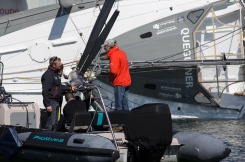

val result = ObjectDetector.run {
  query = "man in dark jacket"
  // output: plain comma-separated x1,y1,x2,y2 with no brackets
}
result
41,56,76,130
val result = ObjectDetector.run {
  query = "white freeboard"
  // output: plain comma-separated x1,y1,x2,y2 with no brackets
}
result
0,103,40,128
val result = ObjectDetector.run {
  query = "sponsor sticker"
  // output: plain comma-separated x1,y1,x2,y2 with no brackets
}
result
33,135,65,143
156,26,177,35
153,19,176,29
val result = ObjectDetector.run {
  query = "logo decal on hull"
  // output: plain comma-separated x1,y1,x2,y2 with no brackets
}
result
156,26,177,35
175,93,182,99
33,135,65,143
185,68,193,88
153,19,176,29
181,28,191,60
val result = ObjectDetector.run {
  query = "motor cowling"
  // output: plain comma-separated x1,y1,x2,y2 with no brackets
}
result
124,103,172,162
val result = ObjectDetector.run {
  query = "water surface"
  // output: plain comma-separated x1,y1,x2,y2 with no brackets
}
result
172,119,245,162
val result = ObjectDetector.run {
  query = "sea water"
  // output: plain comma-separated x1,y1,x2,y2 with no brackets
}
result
172,119,245,162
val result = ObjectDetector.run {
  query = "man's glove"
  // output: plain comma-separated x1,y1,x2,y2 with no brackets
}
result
101,69,110,74
100,56,109,60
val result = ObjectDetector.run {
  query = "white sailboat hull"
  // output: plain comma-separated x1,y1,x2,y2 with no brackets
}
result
0,0,244,119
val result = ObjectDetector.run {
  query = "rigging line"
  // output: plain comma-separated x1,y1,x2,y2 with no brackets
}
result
1,11,93,34
129,38,243,69
131,26,243,67
3,59,78,74
140,32,242,66
0,0,207,32
97,0,102,11
1,52,23,62
67,12,87,45
0,8,114,33
96,0,109,27
116,0,162,7
172,29,243,62
3,77,40,80
0,1,99,31
130,68,191,74
154,27,242,62
0,10,99,48
198,40,207,60
116,0,119,10
126,26,242,64
0,8,60,31
0,3,238,48
4,59,77,72
115,0,208,21
118,0,200,8
65,11,87,68
0,28,82,48
228,22,238,53
130,64,205,74
74,1,103,64
84,2,101,39
35,7,84,68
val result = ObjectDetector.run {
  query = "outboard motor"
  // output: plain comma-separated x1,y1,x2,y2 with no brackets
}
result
124,103,172,162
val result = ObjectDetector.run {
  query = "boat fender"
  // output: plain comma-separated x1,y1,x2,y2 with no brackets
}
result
173,131,231,162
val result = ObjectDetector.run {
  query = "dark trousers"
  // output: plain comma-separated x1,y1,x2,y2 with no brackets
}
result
46,100,61,130
114,86,129,110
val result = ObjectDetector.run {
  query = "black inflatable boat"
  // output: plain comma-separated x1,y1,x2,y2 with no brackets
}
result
0,103,173,162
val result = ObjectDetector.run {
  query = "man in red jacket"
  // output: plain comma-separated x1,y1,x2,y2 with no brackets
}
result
101,39,131,110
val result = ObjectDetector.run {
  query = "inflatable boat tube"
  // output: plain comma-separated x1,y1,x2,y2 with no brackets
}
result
173,131,231,162
0,128,119,162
